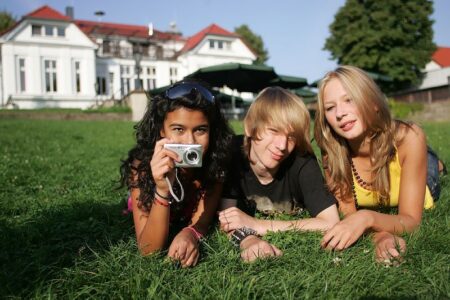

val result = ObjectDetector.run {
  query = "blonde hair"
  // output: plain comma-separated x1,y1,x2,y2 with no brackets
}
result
244,86,313,156
314,65,397,205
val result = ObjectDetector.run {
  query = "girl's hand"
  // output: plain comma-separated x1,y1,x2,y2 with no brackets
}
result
150,138,180,195
167,229,200,268
321,210,372,251
373,231,406,264
218,207,262,235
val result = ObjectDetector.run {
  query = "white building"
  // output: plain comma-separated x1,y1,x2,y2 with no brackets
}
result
394,47,450,103
0,5,256,109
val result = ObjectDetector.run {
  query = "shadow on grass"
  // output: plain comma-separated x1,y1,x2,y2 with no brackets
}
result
0,200,134,297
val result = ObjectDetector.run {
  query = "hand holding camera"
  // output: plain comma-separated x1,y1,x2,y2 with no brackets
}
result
164,144,203,168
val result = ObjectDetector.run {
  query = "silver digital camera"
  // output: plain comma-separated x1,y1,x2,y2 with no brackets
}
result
164,144,203,168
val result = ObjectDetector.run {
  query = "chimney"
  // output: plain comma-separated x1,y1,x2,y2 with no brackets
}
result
66,6,74,19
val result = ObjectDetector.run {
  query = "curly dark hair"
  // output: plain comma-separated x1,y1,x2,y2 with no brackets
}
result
119,82,233,212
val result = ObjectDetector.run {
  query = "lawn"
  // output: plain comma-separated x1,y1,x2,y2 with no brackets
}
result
0,119,448,299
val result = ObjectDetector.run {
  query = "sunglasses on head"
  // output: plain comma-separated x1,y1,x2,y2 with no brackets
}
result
165,82,215,103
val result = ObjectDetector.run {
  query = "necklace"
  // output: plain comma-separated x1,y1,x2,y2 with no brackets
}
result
350,159,373,208
350,159,372,189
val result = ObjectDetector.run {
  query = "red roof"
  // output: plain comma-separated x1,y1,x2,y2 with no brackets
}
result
25,5,71,21
432,47,450,67
180,23,239,53
75,19,185,41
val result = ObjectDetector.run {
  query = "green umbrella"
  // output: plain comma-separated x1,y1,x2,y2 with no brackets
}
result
270,74,308,89
292,88,317,104
185,62,278,93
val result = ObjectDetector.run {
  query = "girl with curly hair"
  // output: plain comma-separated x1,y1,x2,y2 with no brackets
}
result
120,81,233,267
314,65,445,262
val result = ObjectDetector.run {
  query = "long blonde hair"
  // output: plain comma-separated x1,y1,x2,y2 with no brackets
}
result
244,86,313,156
314,65,397,205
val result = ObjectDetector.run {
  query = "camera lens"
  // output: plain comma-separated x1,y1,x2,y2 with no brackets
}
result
185,150,199,164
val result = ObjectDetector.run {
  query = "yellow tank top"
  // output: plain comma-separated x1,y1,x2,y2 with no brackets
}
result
353,151,434,209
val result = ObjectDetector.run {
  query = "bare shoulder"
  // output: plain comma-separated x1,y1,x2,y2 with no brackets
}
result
397,122,426,145
396,122,427,161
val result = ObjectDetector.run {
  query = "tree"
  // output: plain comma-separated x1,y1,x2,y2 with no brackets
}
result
235,24,269,65
0,10,16,33
324,0,436,92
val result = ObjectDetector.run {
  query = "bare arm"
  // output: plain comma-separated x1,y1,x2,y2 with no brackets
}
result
132,138,179,255
359,124,427,234
219,204,339,235
131,187,170,255
189,182,223,234
321,125,427,250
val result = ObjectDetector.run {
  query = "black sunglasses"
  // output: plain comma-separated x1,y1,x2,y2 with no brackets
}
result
165,82,215,103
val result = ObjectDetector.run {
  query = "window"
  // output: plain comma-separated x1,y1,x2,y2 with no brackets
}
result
169,67,178,84
102,40,111,54
120,65,131,95
144,66,157,90
45,25,53,36
32,25,42,36
57,27,65,37
18,58,26,92
74,61,81,93
96,77,107,95
208,39,230,50
44,60,57,92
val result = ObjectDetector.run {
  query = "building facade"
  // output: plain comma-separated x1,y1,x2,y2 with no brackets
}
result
393,47,450,103
0,6,256,109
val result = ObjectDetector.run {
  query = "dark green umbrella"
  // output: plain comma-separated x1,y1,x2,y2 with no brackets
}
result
270,74,308,89
185,62,278,93
292,88,317,104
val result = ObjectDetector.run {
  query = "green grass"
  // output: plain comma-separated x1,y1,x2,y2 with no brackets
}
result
388,99,424,119
0,106,131,114
0,119,449,299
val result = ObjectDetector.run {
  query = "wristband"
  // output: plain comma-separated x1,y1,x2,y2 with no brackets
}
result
230,227,257,248
184,226,203,241
155,189,170,200
154,196,171,206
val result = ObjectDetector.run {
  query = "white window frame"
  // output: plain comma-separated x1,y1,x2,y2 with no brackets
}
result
43,58,58,93
16,56,27,93
73,60,81,93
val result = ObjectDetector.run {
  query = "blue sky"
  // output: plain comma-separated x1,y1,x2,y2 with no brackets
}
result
3,0,450,83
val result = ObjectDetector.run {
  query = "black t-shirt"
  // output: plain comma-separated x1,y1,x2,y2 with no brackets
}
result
222,135,336,217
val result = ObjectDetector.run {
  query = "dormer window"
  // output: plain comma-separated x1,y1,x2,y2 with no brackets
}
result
32,24,65,37
57,27,65,37
209,39,231,50
45,25,53,36
32,25,42,36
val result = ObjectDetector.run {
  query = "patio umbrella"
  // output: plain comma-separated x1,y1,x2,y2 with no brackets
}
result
185,62,278,93
270,74,308,89
292,88,317,104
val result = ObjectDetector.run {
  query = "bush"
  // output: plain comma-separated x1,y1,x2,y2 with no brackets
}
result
388,98,424,119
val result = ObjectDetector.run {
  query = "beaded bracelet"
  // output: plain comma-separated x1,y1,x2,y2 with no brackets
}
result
154,197,170,207
184,226,203,241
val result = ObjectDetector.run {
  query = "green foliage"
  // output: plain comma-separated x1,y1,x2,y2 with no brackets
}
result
0,10,16,32
388,98,424,119
324,0,436,92
0,119,449,298
234,24,269,64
